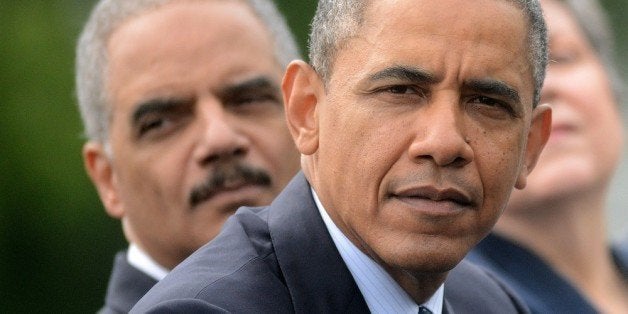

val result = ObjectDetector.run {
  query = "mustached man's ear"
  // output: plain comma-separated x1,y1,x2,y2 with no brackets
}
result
515,104,552,189
83,142,124,218
282,60,324,156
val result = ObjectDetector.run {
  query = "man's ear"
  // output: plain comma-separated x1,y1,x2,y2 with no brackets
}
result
83,142,124,218
282,60,324,155
515,104,552,189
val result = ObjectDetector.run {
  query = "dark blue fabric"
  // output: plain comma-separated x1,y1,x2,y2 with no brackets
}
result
99,251,158,314
132,172,530,313
467,233,628,314
614,235,628,279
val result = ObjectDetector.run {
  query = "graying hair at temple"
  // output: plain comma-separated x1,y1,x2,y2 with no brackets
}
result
75,0,301,143
308,0,549,107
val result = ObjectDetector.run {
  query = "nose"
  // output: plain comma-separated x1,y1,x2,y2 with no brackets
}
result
193,99,250,165
407,99,473,167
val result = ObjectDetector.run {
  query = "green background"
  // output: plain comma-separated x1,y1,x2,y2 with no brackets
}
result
0,1,625,312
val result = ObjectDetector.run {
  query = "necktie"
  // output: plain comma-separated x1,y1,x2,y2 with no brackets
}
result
419,306,433,314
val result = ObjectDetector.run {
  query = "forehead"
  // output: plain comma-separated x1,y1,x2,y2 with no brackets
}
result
330,0,533,103
365,0,524,36
106,0,281,106
542,0,583,42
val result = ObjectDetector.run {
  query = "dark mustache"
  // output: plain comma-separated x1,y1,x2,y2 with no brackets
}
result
189,163,272,208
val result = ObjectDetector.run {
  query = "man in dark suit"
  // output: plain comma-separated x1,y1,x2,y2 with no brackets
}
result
74,0,301,312
132,173,531,313
133,0,553,312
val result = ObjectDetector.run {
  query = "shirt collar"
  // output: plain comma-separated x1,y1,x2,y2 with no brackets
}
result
312,189,444,314
127,243,169,281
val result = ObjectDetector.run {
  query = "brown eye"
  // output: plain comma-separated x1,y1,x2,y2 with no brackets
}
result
470,96,502,107
388,85,411,94
468,96,518,118
138,117,167,136
379,85,427,98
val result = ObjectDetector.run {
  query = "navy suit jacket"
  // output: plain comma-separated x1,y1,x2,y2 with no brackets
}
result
616,234,628,273
99,251,158,314
467,233,628,314
132,172,528,313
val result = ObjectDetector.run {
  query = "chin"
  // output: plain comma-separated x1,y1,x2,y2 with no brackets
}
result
400,253,462,276
382,238,469,274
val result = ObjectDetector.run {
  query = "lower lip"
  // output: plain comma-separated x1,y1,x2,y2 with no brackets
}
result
392,196,469,216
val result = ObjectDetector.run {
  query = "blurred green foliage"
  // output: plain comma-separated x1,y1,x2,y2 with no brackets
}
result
0,0,625,312
1,1,125,312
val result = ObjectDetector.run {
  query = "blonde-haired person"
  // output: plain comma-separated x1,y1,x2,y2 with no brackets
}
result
467,0,628,313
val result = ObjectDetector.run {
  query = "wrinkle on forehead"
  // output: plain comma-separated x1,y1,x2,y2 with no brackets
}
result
363,0,527,52
339,0,533,105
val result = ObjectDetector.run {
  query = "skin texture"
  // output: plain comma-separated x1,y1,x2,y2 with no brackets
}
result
283,0,551,303
504,0,623,212
83,1,300,269
494,0,628,312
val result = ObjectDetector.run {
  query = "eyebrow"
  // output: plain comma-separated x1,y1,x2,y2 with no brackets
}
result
130,76,281,124
367,65,438,85
220,76,281,99
131,97,190,127
464,78,521,105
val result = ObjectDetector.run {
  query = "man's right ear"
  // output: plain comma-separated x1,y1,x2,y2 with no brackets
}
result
83,142,124,219
282,60,324,156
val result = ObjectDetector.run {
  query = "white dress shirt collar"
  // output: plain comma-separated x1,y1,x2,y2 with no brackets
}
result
313,189,444,314
127,243,169,281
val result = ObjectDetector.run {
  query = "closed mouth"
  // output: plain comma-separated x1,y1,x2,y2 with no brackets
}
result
389,185,474,208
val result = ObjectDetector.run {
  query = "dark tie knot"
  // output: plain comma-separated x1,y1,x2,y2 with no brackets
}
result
419,306,433,314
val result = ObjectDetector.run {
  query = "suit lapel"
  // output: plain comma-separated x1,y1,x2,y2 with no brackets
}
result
442,298,454,314
268,172,369,313
102,251,158,313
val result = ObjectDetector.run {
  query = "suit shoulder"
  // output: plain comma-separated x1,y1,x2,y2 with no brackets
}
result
445,260,530,314
131,206,293,313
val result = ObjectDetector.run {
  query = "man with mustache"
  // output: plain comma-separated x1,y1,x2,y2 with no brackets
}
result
132,0,552,312
75,0,301,312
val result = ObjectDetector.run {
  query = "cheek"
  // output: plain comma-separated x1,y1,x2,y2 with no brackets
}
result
247,119,298,165
472,128,524,208
122,160,174,205
566,67,623,158
568,64,617,118
114,140,192,211
315,104,403,225
255,133,300,189
320,107,404,189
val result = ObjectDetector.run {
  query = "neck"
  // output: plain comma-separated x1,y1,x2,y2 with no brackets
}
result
388,267,446,304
